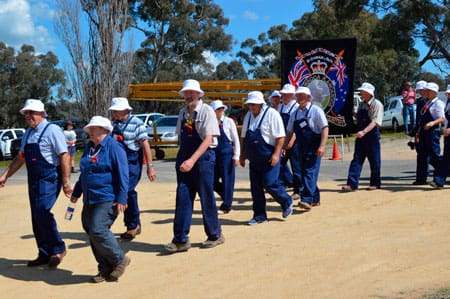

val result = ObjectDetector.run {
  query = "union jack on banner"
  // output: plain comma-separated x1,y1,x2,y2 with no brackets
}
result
329,57,347,88
288,59,310,88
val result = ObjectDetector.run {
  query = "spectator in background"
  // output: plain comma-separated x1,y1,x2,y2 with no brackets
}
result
64,120,77,173
210,100,240,214
165,79,224,253
71,116,130,283
109,97,156,240
413,82,444,185
284,86,328,210
239,91,293,225
402,81,416,135
431,84,450,189
342,82,383,191
0,99,72,268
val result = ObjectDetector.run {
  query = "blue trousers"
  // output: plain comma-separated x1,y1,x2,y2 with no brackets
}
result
249,161,293,221
416,131,441,182
123,156,142,230
82,202,124,274
278,153,294,187
173,151,221,243
347,137,381,189
28,173,66,257
403,105,415,134
214,152,235,211
291,151,321,204
433,137,450,186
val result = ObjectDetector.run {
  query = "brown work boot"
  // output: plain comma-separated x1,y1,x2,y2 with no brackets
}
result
48,251,66,268
108,255,131,281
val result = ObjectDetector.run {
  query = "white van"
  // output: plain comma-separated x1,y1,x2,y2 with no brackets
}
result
0,128,25,160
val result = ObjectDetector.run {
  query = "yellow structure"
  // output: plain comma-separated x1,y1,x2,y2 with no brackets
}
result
128,78,281,107
127,78,282,159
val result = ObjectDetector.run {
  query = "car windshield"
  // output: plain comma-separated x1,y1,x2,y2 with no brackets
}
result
156,117,177,127
135,115,146,122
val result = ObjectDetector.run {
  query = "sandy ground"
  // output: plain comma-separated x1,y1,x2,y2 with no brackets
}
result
1,138,449,299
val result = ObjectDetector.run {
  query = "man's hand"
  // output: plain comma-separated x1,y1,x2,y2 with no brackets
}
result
316,145,325,157
147,166,156,181
269,153,279,167
180,159,194,172
62,184,73,198
114,203,128,213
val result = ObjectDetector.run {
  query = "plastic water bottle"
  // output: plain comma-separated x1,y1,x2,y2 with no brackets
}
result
65,202,76,221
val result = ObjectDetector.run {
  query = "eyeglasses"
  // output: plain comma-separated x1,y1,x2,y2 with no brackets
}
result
23,111,39,116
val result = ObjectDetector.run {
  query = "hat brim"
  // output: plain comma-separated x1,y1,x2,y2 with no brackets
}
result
83,124,113,133
178,88,204,98
357,87,374,96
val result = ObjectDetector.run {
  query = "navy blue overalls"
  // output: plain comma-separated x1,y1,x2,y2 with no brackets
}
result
346,103,381,189
112,116,143,230
173,113,221,243
278,103,295,188
291,106,322,204
433,99,450,186
24,124,66,258
416,100,442,183
214,119,235,212
244,109,292,221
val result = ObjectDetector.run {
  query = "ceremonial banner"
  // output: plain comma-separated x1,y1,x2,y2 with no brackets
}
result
281,38,357,134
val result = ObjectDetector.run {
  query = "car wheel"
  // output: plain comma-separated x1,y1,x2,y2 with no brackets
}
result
155,148,165,160
392,119,399,132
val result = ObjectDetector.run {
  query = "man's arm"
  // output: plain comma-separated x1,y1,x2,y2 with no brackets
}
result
270,136,285,167
179,135,213,173
0,155,25,187
59,152,73,197
317,126,329,157
140,139,156,181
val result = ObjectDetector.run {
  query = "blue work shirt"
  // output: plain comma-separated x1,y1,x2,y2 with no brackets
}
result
72,135,129,205
20,119,68,166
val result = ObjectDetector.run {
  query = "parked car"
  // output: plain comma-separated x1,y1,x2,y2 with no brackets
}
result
381,96,415,131
148,115,178,144
0,128,25,160
134,113,165,133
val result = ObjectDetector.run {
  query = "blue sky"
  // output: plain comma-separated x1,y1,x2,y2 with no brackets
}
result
0,0,443,77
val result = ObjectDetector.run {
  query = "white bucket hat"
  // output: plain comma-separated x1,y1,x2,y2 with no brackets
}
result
245,91,266,105
445,84,450,94
269,90,281,100
425,82,439,93
280,83,295,94
108,97,133,111
295,86,311,96
357,82,375,96
415,80,427,91
179,79,204,97
210,100,227,111
83,116,113,133
20,99,47,116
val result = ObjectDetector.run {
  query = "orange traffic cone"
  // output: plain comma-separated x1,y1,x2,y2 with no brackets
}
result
329,140,342,160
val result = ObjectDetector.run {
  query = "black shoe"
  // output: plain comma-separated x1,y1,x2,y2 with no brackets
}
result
407,141,415,150
27,255,49,267
412,181,427,185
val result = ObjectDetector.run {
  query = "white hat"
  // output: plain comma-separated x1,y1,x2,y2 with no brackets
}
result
425,82,439,93
445,84,450,93
20,99,47,116
295,86,311,96
83,116,113,133
210,100,227,111
108,97,133,111
179,79,204,97
357,82,375,96
280,83,295,94
245,91,266,105
269,90,281,100
415,80,427,90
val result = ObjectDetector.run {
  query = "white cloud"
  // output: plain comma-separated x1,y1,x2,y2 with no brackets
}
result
0,0,55,52
242,10,259,21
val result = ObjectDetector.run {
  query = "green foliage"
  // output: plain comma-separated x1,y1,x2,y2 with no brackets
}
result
0,43,65,128
130,0,232,83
